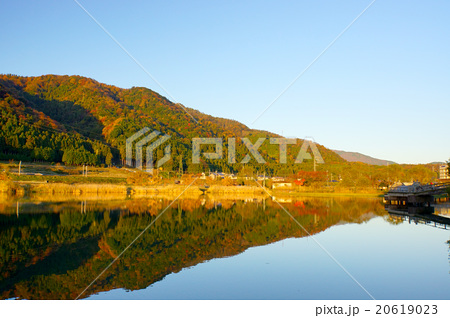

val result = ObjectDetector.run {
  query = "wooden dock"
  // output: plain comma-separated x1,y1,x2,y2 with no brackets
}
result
384,182,449,207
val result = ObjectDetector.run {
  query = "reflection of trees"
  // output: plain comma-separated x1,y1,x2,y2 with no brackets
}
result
385,215,404,225
0,197,385,299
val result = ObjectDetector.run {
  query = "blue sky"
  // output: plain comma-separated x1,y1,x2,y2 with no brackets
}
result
1,0,449,164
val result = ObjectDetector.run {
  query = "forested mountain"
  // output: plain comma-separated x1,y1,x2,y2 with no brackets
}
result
0,74,344,174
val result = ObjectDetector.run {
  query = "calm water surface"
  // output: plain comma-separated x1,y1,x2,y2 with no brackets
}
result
1,195,449,300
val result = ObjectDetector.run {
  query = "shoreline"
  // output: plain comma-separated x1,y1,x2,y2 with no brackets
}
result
277,191,383,198
2,181,383,200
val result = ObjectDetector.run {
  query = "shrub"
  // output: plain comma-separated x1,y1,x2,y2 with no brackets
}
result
126,171,151,185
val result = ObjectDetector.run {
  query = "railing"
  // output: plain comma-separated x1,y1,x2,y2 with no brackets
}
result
388,183,449,195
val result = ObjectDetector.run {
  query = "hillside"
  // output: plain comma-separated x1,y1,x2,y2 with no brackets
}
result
333,150,396,166
0,74,344,174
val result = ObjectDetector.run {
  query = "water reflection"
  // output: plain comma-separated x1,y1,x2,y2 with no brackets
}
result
0,195,384,299
386,203,450,230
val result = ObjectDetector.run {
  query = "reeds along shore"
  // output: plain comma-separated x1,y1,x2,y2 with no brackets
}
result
0,182,267,196
0,181,387,205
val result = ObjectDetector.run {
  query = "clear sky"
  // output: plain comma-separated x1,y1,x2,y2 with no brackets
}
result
1,0,449,164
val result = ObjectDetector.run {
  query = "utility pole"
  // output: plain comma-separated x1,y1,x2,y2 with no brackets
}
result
18,161,21,176
387,161,390,187
263,171,266,188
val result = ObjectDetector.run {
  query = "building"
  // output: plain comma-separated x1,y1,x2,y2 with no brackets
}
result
272,182,293,190
439,164,449,180
209,172,225,180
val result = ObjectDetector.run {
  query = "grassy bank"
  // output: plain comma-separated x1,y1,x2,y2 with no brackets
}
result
13,174,126,184
1,175,383,199
0,162,391,199
11,183,379,201
11,182,266,197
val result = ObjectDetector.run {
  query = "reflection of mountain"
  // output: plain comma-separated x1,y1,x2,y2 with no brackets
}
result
0,197,385,299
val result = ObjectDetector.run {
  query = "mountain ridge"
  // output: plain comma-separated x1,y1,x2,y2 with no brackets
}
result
333,149,396,166
0,74,344,173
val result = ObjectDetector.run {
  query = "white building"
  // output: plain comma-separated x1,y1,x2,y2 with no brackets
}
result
272,182,293,190
439,164,449,180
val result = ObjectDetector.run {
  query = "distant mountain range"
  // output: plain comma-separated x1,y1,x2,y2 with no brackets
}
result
333,150,396,166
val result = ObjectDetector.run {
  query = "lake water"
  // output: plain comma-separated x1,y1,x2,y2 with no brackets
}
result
1,195,449,300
